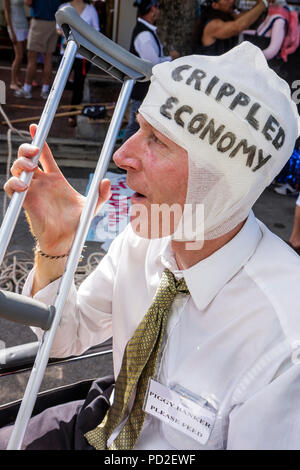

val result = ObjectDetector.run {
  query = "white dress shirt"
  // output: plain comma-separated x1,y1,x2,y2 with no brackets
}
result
133,18,172,65
25,211,300,450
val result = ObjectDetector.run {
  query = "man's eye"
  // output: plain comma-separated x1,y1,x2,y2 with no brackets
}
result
151,133,163,145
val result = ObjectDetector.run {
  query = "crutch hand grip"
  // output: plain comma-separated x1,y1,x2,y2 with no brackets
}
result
0,290,55,331
56,6,153,82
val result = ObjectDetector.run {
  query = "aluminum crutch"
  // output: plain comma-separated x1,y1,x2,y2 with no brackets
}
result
0,5,152,450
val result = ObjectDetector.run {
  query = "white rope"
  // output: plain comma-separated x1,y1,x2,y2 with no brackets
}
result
0,249,106,294
0,104,31,218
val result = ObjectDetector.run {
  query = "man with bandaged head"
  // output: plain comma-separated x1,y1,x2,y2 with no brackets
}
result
1,42,300,450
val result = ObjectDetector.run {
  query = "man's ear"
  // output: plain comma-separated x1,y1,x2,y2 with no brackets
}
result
211,2,219,10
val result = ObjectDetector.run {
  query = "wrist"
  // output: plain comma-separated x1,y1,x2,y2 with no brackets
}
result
33,235,73,259
35,243,69,260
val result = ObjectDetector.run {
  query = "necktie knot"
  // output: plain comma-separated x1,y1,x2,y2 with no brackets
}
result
161,268,190,297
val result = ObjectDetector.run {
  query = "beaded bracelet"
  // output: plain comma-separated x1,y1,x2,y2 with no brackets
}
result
261,0,268,9
35,245,69,260
34,241,86,262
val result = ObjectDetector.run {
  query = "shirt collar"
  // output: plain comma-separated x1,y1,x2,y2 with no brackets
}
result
159,211,262,310
137,17,157,32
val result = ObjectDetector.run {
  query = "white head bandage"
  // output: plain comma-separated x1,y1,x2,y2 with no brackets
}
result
139,41,300,241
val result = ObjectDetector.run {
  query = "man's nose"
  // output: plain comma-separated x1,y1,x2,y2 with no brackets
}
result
113,132,143,171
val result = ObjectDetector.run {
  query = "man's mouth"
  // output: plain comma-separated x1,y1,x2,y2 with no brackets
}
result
130,190,148,204
132,191,146,199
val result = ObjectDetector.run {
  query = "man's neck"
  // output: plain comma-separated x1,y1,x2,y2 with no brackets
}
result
141,12,155,25
171,220,246,270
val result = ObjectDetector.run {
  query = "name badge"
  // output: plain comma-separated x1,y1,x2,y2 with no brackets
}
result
143,379,216,445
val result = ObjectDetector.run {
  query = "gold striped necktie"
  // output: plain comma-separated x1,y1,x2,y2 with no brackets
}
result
85,268,190,450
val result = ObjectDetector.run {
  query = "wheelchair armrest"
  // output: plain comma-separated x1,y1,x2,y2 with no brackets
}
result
0,339,113,376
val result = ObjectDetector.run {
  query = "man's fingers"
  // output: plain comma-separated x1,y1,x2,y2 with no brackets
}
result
29,124,61,174
17,142,39,159
100,179,112,202
96,179,112,212
11,156,39,178
3,177,28,198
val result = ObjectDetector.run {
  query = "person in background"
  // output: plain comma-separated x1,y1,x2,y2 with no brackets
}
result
56,0,100,127
15,0,61,100
192,0,269,55
94,0,106,33
242,0,297,80
4,0,29,91
243,0,300,197
122,0,180,142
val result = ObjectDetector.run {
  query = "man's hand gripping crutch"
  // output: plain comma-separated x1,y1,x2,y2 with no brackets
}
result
4,124,111,295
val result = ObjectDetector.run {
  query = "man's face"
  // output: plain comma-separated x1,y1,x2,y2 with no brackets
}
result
113,115,188,238
151,4,161,22
212,0,235,13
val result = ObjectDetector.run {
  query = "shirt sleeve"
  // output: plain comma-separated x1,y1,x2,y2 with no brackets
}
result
134,31,172,65
89,5,100,32
227,361,300,449
24,231,126,358
262,18,286,61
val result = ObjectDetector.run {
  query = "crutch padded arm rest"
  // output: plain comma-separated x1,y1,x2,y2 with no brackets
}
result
0,290,55,330
56,6,153,82
0,342,39,372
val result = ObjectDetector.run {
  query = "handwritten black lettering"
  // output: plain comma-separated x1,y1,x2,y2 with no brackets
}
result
217,132,236,152
229,139,257,167
160,96,179,120
187,113,208,134
159,97,273,171
186,69,206,90
169,66,286,150
200,119,225,144
245,103,261,130
174,105,193,127
229,92,250,110
205,76,220,96
273,127,285,149
262,115,280,141
215,83,235,102
171,64,192,82
252,149,272,171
